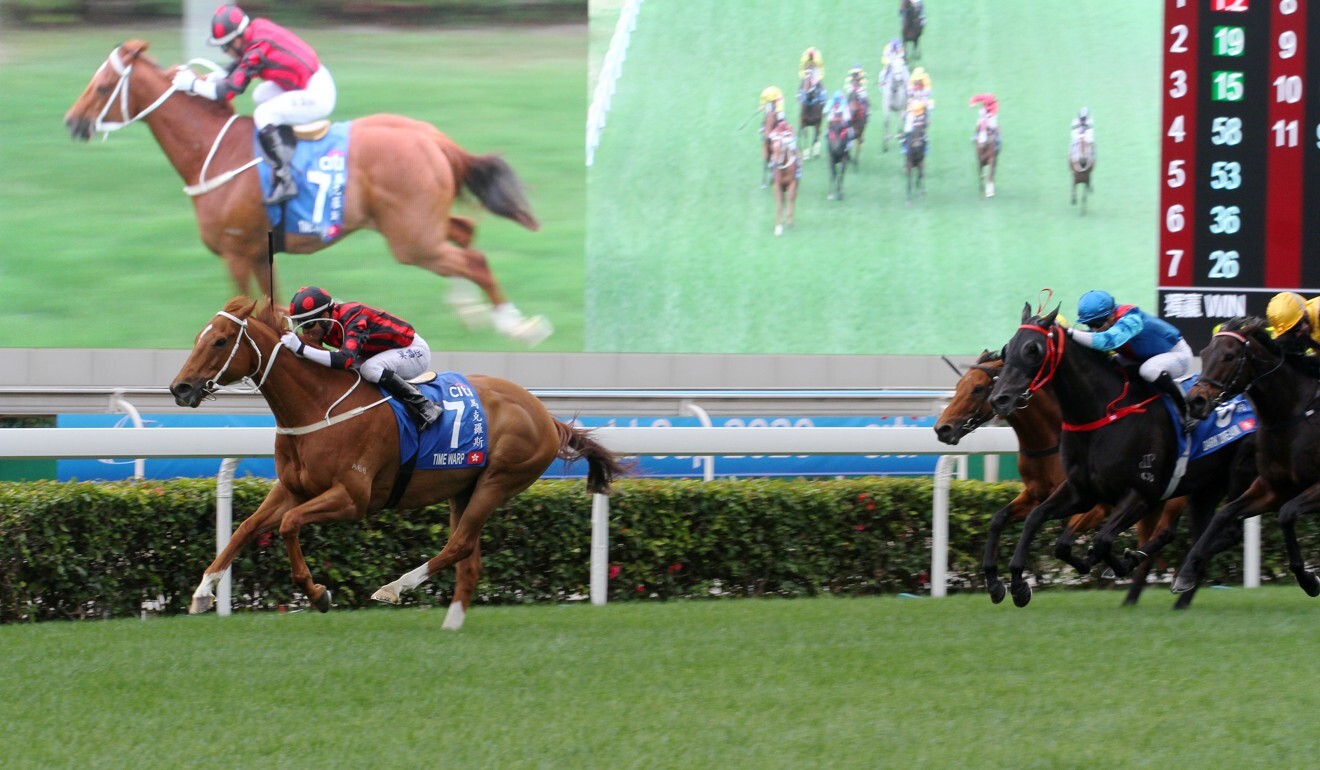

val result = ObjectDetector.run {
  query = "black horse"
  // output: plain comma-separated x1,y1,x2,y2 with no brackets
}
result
905,113,927,204
1176,317,1320,595
901,0,925,60
798,73,827,160
987,305,1257,607
826,113,851,201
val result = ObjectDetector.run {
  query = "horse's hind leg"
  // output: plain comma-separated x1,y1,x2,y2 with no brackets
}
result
1278,485,1320,596
447,215,476,248
189,482,295,614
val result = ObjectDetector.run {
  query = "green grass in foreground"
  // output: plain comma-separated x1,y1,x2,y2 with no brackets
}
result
2,587,1317,768
0,23,585,351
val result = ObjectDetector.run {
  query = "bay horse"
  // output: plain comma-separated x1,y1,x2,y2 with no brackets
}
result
905,112,927,204
901,0,925,61
1176,317,1320,596
1070,135,1095,213
169,297,626,626
934,351,1192,607
826,112,851,201
880,59,909,152
64,40,551,346
769,128,800,236
797,71,826,160
986,305,1257,607
975,120,999,198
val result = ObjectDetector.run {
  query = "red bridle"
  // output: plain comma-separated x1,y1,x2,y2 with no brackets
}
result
1016,323,1158,432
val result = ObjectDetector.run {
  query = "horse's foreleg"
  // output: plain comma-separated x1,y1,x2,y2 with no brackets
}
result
190,481,295,614
1172,478,1277,593
1007,482,1090,607
1278,484,1320,597
1090,491,1156,579
1053,505,1109,575
982,496,1032,604
278,484,365,613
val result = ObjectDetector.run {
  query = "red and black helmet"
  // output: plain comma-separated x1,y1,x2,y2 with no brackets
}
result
289,286,333,322
207,4,251,47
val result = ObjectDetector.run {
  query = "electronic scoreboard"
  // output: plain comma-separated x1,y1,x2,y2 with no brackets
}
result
1159,0,1319,347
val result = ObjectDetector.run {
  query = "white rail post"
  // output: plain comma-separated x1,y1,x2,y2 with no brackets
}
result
215,458,239,616
590,492,611,605
108,390,146,480
679,399,715,481
931,455,956,597
1243,515,1260,588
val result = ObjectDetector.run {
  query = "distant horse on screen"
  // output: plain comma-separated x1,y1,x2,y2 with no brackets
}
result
769,128,800,235
1070,135,1096,213
798,71,826,160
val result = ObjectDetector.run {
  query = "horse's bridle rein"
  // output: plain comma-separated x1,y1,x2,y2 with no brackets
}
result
201,311,280,398
1008,323,1066,406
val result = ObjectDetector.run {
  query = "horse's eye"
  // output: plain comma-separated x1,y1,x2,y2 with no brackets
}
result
95,84,113,95
213,337,227,349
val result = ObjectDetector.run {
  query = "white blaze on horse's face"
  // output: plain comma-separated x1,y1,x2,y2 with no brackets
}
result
197,322,216,346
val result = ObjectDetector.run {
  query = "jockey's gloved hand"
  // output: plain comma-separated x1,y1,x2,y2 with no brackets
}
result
280,332,306,356
172,68,197,94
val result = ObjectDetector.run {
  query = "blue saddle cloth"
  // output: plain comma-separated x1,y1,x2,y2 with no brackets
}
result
254,121,351,242
385,372,489,471
1163,374,1257,461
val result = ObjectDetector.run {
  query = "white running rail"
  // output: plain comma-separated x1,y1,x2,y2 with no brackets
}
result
587,0,644,166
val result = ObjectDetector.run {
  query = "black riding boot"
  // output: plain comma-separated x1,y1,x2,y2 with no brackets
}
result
379,369,441,429
1154,371,1197,434
257,124,298,205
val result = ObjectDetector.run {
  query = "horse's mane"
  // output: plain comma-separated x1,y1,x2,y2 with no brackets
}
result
222,295,282,330
975,348,1003,365
125,39,237,120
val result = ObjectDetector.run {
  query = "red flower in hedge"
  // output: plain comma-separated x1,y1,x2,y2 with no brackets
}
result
257,532,273,548
608,565,621,579
635,585,646,593
855,524,866,531
668,563,682,573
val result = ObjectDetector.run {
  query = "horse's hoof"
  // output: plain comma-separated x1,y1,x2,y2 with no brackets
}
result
1101,568,1117,580
1170,574,1197,594
311,585,332,613
189,594,214,615
774,225,783,237
987,580,1006,605
1011,582,1032,608
371,586,401,605
450,301,494,331
827,193,835,201
507,315,553,348
1299,572,1320,597
986,182,996,197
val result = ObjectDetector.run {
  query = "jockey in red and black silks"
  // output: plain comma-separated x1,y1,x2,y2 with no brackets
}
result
173,4,336,205
282,286,441,428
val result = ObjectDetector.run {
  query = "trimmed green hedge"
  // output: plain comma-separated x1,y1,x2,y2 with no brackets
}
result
0,477,1310,622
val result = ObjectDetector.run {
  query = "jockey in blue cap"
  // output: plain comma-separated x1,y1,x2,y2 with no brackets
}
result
1067,290,1198,433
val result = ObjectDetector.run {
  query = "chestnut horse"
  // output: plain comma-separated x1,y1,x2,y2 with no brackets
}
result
1176,317,1320,596
64,41,550,346
769,129,800,236
987,306,1258,607
935,351,1192,607
1070,135,1095,213
169,297,626,626
975,120,999,198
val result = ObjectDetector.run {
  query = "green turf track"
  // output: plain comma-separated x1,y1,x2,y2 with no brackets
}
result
587,0,1162,355
2,588,1318,768
0,23,585,351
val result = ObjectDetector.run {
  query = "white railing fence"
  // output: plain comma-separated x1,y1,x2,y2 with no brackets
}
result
0,426,1260,614
587,0,644,166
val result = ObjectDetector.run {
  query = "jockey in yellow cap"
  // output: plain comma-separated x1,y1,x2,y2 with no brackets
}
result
908,67,932,105
1266,291,1320,353
760,85,785,116
799,47,825,88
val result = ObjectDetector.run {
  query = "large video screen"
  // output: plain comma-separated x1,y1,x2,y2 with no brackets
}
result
1,17,585,352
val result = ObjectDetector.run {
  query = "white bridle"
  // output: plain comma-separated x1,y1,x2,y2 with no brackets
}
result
91,48,258,196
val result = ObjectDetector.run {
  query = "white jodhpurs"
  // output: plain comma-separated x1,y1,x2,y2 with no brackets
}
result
357,333,432,384
1138,338,1193,383
252,66,336,129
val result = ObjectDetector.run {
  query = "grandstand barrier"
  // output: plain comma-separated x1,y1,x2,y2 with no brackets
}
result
0,426,1261,613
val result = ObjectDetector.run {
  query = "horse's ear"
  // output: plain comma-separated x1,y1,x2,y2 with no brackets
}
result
1042,303,1060,326
1020,302,1032,323
121,40,149,61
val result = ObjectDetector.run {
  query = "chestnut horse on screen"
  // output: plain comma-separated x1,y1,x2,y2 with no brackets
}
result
169,297,626,627
64,40,550,345
769,128,800,235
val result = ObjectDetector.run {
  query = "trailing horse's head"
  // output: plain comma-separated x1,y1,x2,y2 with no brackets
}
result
934,349,1003,445
989,303,1062,417
1186,315,1276,418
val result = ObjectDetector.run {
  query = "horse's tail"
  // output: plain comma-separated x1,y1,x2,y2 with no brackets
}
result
553,420,632,495
440,142,541,232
